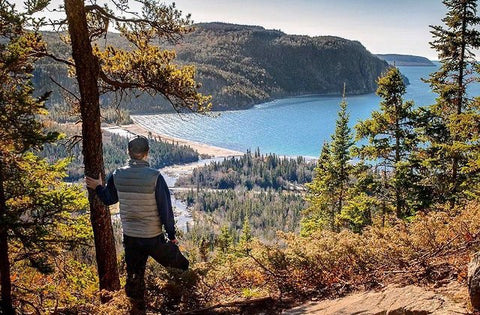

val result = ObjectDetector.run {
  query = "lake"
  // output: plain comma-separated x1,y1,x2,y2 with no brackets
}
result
132,63,479,158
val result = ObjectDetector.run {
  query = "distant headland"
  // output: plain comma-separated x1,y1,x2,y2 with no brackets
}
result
376,54,435,66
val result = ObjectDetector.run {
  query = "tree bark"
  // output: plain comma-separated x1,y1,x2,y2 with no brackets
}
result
450,1,468,208
64,0,120,294
394,95,402,218
0,158,14,314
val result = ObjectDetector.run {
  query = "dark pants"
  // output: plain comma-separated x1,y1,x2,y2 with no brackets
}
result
123,233,168,310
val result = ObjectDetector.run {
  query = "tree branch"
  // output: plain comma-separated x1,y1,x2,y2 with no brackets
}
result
84,4,151,25
84,3,189,42
49,76,80,101
98,69,140,90
98,69,183,111
36,52,75,67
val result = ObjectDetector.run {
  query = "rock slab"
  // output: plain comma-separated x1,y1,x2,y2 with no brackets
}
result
468,251,480,311
285,285,467,315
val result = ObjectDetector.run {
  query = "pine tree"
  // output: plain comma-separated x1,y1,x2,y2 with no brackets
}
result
355,67,418,218
0,2,90,312
304,142,336,233
304,89,354,232
330,91,355,228
0,2,58,312
238,214,252,254
217,225,233,254
6,154,91,310
26,0,211,294
336,156,381,232
421,0,480,207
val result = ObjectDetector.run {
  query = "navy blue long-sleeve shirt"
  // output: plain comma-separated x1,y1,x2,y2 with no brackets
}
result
95,174,176,240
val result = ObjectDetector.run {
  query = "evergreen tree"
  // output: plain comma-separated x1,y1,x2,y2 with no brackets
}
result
304,143,336,232
421,0,480,206
337,160,379,232
355,67,417,218
0,2,57,312
330,91,355,227
217,226,233,254
6,154,91,311
0,2,88,312
239,213,252,254
26,0,211,294
304,90,354,232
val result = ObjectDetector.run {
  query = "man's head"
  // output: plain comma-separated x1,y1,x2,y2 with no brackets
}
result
128,136,149,160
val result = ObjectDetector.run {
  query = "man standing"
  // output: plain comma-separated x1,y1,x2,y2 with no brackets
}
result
85,136,187,310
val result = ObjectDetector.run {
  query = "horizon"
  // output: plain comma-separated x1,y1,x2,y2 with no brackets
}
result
11,0,465,60
35,20,442,61
190,21,443,61
172,0,449,60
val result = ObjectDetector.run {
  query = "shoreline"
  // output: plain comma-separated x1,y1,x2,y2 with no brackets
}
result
102,121,318,161
103,123,244,158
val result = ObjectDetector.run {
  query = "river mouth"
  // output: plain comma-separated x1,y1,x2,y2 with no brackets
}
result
160,157,229,232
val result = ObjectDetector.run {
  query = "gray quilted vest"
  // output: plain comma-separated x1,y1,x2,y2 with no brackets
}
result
113,159,162,238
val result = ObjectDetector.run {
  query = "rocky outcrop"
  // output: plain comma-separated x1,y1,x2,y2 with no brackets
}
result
285,285,467,315
468,251,480,311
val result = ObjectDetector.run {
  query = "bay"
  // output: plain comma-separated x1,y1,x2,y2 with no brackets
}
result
132,63,479,158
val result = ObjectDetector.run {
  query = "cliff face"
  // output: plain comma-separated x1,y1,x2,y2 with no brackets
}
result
35,23,389,112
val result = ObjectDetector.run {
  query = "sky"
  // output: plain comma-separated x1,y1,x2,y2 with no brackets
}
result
172,0,447,60
11,0,451,60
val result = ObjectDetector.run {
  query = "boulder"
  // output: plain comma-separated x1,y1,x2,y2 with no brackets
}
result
468,251,480,311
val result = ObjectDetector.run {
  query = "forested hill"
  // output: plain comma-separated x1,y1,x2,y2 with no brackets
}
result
35,22,389,112
173,23,389,110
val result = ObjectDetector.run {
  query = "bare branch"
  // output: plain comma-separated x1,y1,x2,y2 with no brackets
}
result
85,4,151,25
48,76,80,101
36,52,74,67
84,3,190,43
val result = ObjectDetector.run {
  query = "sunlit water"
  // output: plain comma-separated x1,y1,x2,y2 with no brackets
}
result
131,64,480,158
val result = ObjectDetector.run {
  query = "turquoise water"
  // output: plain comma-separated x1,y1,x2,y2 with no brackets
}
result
132,64,479,157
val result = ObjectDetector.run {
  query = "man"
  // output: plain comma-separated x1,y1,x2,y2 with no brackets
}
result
85,135,187,310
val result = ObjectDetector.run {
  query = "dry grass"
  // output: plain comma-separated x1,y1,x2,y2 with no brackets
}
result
13,202,480,314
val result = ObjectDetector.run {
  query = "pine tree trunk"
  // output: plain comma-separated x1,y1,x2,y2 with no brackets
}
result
337,184,343,233
450,1,468,208
382,164,388,225
394,96,402,218
0,159,14,314
64,0,120,294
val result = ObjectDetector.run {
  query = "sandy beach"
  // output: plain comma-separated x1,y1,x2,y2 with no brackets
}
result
105,123,244,158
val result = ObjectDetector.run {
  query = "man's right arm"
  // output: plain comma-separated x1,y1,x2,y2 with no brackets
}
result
94,174,119,206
